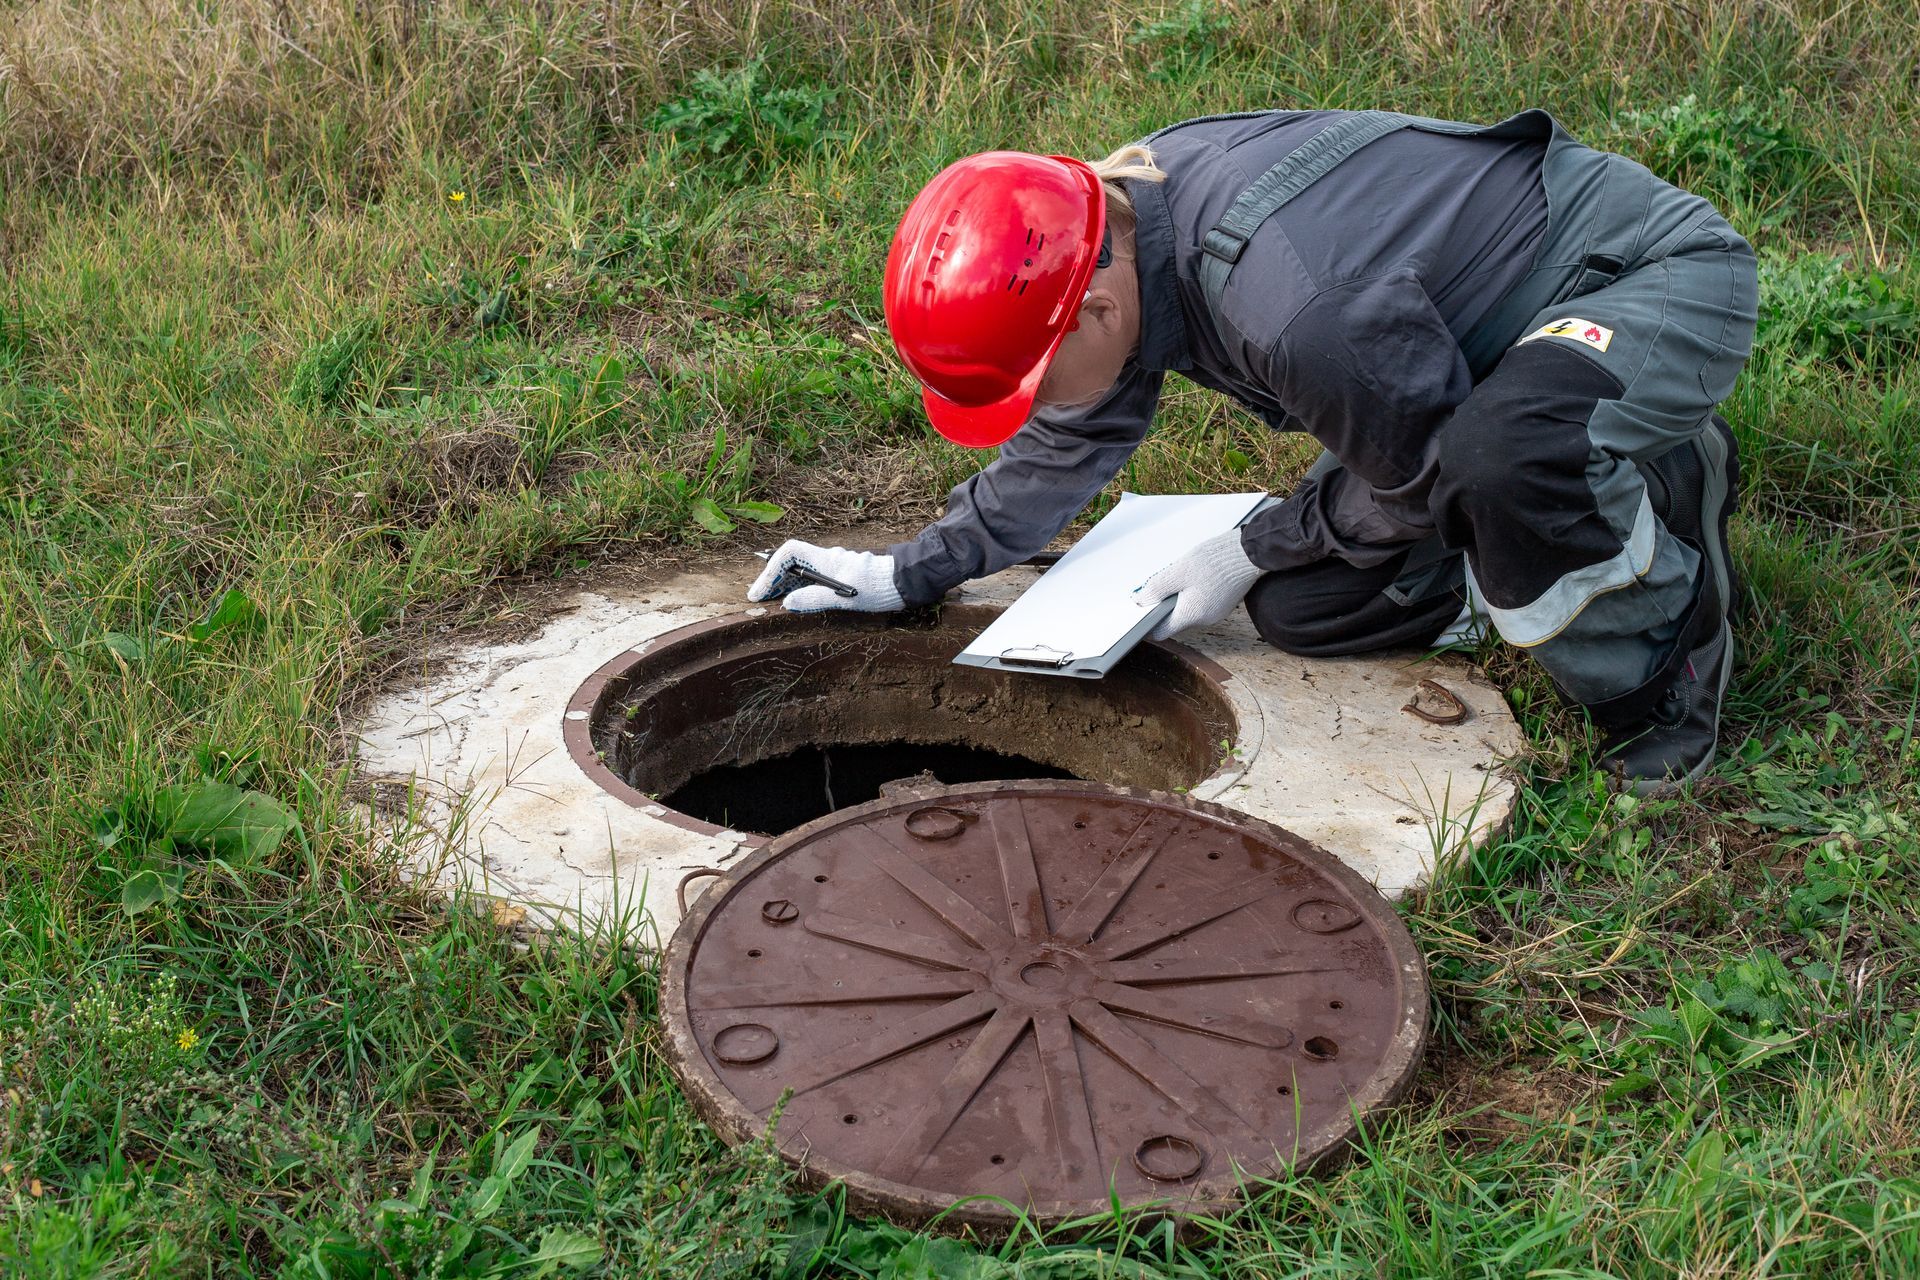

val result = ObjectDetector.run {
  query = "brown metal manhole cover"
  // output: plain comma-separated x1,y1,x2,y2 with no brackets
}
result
663,781,1428,1229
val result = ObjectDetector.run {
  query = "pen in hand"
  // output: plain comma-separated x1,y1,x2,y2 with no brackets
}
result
753,549,860,599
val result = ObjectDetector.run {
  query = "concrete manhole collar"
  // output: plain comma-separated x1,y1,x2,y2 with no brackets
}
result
354,560,1522,937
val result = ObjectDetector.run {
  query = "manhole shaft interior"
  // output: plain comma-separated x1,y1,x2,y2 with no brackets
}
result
663,781,1428,1227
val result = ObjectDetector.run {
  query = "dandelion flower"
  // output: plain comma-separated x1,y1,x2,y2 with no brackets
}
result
449,191,467,203
176,1028,199,1052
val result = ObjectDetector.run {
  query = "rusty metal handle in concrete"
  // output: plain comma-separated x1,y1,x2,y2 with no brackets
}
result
1402,679,1469,726
676,866,729,914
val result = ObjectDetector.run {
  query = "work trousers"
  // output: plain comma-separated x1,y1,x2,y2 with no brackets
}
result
1247,207,1758,721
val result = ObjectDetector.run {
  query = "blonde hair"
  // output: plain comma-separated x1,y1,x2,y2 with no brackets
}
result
1087,142,1165,218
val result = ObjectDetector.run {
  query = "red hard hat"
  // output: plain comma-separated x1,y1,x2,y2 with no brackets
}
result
883,151,1106,448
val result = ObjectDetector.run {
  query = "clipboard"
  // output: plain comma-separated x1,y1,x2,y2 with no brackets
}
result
954,492,1267,679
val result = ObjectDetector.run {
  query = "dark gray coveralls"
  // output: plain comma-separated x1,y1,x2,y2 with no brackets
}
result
887,110,1759,725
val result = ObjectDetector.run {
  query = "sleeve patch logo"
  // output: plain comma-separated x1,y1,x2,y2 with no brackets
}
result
1518,317,1614,353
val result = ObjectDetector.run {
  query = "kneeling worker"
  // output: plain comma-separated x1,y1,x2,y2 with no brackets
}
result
749,108,1758,794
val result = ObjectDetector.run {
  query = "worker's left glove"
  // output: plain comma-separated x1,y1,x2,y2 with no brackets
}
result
747,539,905,614
1138,529,1264,640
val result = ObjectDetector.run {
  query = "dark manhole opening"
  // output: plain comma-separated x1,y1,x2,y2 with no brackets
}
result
576,606,1237,837
662,741,1076,834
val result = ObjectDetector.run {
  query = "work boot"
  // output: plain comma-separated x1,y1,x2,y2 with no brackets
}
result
1598,417,1742,793
1598,618,1733,794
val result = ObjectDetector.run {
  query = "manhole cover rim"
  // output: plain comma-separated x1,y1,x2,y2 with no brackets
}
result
564,606,1252,841
661,778,1429,1228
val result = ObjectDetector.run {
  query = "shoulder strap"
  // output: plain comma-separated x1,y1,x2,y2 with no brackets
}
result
1196,110,1420,314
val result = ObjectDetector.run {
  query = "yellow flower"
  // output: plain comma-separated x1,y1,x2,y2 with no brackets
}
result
448,191,466,203
176,1028,199,1052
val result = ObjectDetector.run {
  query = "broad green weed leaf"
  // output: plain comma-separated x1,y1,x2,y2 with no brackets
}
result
780,1200,835,1279
408,1156,436,1210
466,1127,539,1218
528,1228,602,1271
442,1221,474,1265
188,589,262,643
476,285,513,328
838,1225,916,1270
159,780,299,864
917,1238,1006,1279
587,353,626,403
690,497,736,533
1603,1070,1658,1101
1663,1130,1726,1210
99,632,146,662
468,1174,509,1221
121,868,172,916
92,805,127,851
725,500,785,524
866,1236,1008,1280
496,1126,540,1182
1676,997,1717,1048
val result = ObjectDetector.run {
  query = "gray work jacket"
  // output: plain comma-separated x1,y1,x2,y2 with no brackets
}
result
888,109,1557,606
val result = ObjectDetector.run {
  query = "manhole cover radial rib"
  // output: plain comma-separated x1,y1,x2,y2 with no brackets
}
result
662,780,1427,1230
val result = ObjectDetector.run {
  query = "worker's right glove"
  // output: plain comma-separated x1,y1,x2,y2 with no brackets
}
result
747,539,906,614
1137,528,1264,640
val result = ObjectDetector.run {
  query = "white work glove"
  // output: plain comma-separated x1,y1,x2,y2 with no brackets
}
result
1137,528,1264,640
747,539,905,614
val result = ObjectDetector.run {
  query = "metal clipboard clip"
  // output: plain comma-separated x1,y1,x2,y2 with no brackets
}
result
997,645,1074,670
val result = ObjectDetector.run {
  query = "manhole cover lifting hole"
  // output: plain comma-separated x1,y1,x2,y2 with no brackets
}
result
662,780,1429,1230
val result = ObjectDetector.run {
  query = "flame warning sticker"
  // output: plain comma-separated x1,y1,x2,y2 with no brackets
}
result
1519,317,1615,353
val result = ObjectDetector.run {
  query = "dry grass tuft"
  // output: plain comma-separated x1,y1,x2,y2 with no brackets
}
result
1,0,673,186
377,409,533,527
7,0,1913,193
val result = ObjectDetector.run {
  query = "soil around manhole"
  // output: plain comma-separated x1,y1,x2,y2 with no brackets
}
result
570,606,1237,838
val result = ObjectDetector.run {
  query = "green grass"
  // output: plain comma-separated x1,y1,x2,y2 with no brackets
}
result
3,0,1918,1274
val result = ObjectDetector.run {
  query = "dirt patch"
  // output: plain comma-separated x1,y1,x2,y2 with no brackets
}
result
1414,1050,1596,1150
382,409,533,528
755,440,954,534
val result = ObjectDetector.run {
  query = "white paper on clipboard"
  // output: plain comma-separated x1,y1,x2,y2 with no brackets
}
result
954,491,1267,679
